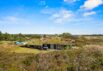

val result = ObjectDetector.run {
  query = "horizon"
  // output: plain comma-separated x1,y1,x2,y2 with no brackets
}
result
0,0,103,35
1,31,103,35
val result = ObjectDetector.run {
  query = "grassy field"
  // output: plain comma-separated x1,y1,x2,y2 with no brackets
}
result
0,41,54,54
11,47,46,54
0,40,103,71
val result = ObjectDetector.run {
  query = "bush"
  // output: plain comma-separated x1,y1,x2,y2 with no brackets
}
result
0,45,103,71
23,47,103,71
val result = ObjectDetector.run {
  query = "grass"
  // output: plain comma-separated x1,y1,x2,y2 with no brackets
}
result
0,40,103,71
11,46,48,54
0,41,55,54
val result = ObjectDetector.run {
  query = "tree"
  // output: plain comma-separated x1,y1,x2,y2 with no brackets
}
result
0,31,3,40
17,33,25,42
60,32,72,38
3,32,10,40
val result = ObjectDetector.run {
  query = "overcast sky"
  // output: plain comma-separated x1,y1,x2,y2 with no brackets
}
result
0,0,103,34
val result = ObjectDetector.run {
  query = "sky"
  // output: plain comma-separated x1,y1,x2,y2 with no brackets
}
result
0,0,103,34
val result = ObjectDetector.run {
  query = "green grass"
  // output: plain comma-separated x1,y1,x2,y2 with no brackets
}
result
11,46,48,54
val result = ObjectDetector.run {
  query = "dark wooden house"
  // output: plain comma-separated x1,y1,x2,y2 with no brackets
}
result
26,36,75,50
41,36,69,50
42,44,68,50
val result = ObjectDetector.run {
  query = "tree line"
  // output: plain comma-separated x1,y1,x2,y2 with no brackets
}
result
0,31,73,41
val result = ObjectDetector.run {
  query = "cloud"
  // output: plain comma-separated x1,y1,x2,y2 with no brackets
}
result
50,9,74,24
4,16,18,22
64,0,80,3
39,0,46,6
0,16,18,24
0,16,30,25
83,11,96,17
41,6,98,24
41,8,74,24
81,0,103,10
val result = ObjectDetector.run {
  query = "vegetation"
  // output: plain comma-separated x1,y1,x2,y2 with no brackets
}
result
0,31,103,71
0,45,103,71
0,31,41,42
23,47,103,71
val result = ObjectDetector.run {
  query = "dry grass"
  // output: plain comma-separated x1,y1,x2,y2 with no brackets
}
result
11,47,48,54
0,41,53,54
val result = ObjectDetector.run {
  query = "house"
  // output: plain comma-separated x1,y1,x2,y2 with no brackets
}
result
42,43,67,50
23,36,75,50
41,36,70,50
